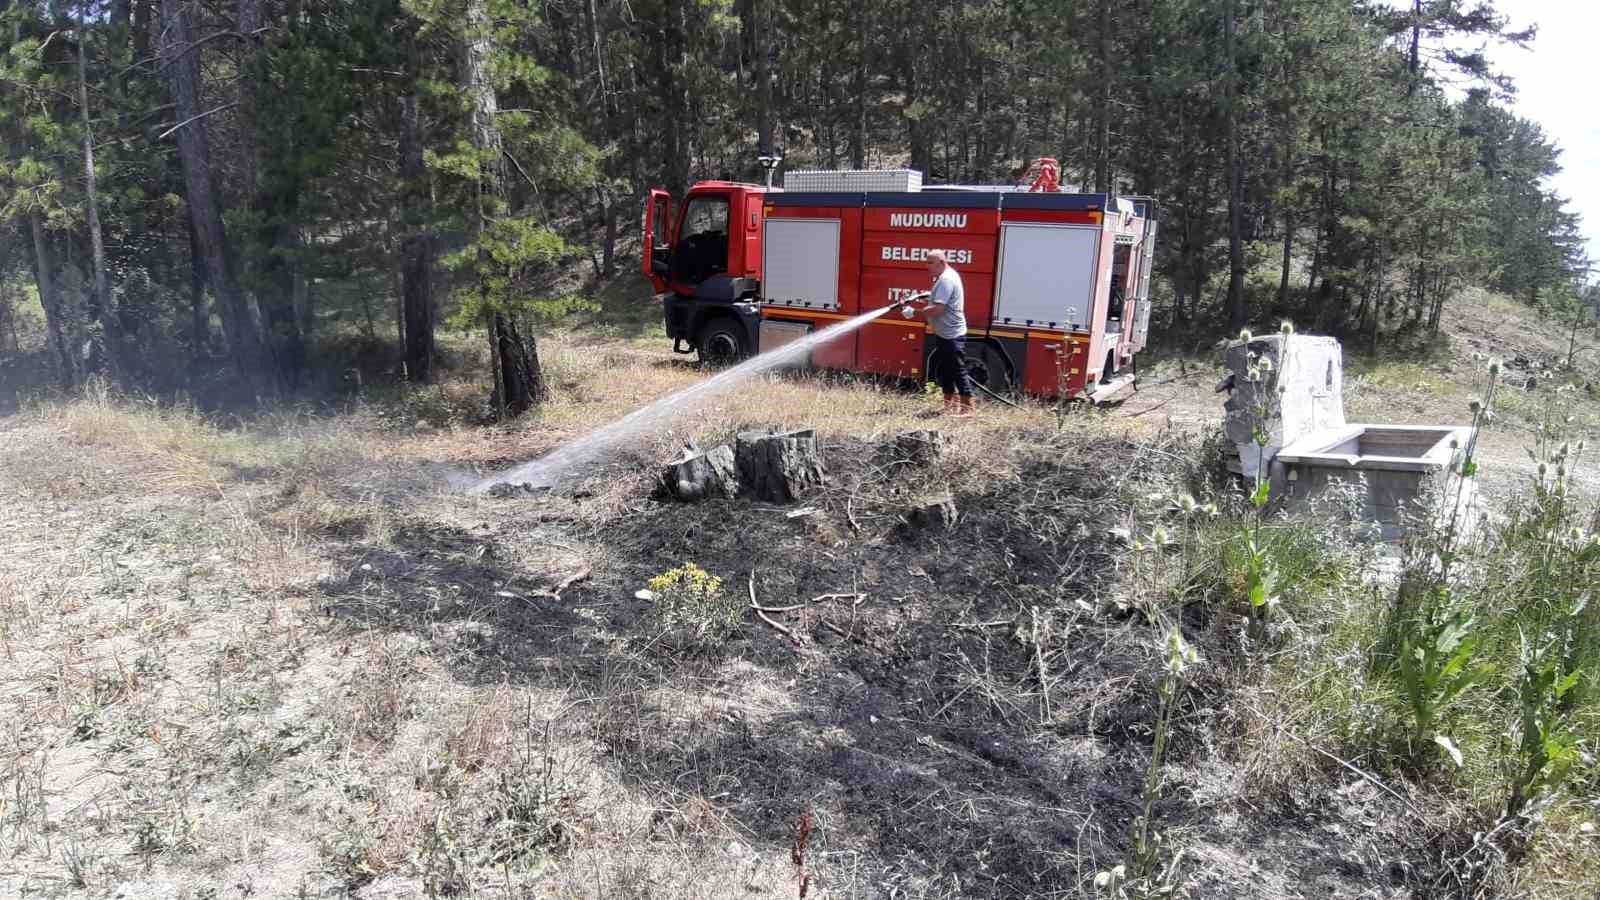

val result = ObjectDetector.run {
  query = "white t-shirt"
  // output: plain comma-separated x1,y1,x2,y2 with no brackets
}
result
930,267,967,339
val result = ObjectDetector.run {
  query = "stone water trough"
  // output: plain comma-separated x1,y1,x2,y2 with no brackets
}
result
1223,334,1474,540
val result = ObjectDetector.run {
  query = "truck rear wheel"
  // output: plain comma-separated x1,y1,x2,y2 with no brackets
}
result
969,343,1014,393
696,318,749,366
925,341,1013,394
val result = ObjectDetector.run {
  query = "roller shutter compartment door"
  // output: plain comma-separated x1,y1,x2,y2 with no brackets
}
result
992,224,1101,331
762,218,842,311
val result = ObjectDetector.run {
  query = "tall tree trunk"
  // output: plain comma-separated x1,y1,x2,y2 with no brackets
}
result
1566,303,1586,369
594,184,617,279
1308,151,1332,297
359,283,377,337
1277,216,1294,308
293,227,312,339
1366,244,1386,352
187,216,209,352
29,211,79,388
1407,0,1422,95
586,0,609,103
160,0,274,397
583,0,619,274
1275,49,1297,310
132,0,150,61
77,4,119,375
659,0,691,191
752,0,772,158
239,0,306,388
399,91,435,382
1076,113,1092,190
1223,0,1247,329
1094,0,1112,193
1276,147,1294,308
2,292,17,355
464,0,544,417
394,240,405,352
851,0,867,169
237,0,262,196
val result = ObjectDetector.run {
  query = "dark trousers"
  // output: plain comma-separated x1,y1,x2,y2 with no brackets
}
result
932,336,973,397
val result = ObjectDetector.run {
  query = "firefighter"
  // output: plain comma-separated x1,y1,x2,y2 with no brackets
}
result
899,249,974,417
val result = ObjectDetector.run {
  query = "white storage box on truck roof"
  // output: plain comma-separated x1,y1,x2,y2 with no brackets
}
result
783,169,922,192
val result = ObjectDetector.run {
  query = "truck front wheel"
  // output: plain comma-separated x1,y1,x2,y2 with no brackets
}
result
696,318,749,366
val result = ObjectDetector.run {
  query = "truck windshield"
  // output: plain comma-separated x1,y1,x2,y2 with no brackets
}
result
671,196,729,284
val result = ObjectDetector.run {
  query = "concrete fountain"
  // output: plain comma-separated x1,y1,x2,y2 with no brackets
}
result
1222,333,1476,541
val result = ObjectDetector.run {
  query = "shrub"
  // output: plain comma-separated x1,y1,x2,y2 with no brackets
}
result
646,563,741,648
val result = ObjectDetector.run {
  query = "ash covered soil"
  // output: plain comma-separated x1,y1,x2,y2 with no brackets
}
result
0,409,1452,899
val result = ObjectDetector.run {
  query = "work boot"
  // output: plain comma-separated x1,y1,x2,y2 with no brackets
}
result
941,392,958,416
953,395,976,418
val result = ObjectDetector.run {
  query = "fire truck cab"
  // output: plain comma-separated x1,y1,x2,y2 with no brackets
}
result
643,182,771,363
643,165,1157,400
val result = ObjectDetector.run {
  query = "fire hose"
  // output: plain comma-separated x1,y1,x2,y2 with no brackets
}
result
973,380,1021,409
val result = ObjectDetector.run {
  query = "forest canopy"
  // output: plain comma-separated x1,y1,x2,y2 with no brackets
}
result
0,0,1590,409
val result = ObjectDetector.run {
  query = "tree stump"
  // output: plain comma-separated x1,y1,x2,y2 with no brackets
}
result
735,428,826,503
661,444,738,502
901,494,959,532
892,430,945,466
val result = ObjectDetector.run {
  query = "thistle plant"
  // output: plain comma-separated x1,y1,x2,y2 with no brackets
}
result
1520,387,1586,542
1129,521,1179,624
1097,627,1198,899
1440,358,1499,560
1231,324,1290,639
1383,359,1501,767
1500,387,1599,690
1394,591,1493,764
1506,631,1584,818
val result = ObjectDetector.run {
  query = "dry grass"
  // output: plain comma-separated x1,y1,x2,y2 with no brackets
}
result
0,344,1155,898
3,316,1598,898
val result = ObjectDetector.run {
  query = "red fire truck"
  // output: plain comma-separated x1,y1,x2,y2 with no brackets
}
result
641,163,1157,400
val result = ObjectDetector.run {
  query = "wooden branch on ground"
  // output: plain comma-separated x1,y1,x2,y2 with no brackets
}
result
1033,606,1051,724
819,618,851,640
749,570,799,644
750,593,866,615
1120,398,1175,418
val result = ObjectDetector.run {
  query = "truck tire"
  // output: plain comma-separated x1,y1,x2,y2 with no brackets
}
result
696,317,749,366
970,342,1014,393
925,341,1013,394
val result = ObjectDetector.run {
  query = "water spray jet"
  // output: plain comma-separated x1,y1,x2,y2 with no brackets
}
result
471,305,897,494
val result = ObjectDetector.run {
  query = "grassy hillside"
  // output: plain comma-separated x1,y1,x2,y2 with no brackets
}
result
0,294,1597,899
